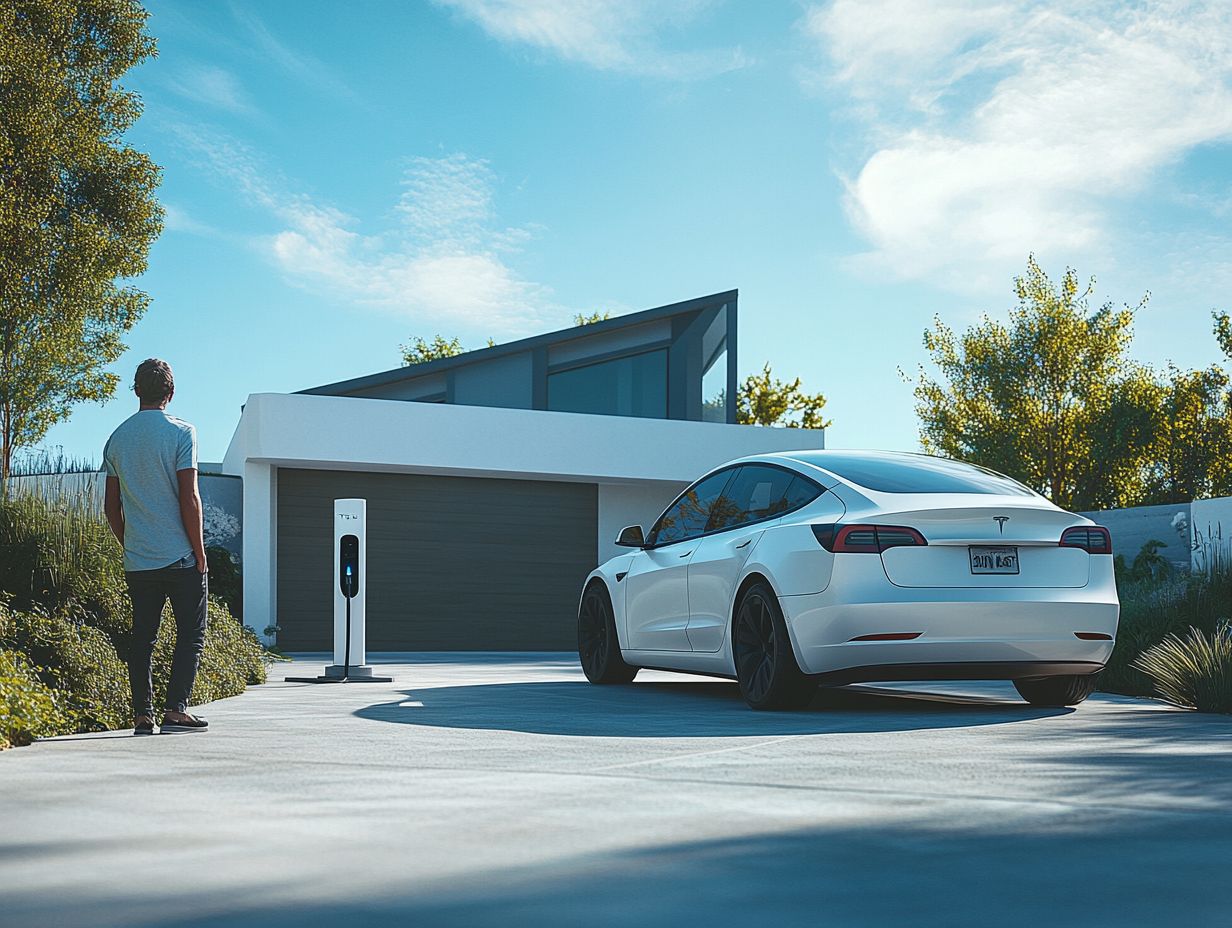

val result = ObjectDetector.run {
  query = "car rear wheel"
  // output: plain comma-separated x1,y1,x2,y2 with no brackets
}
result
1013,673,1099,707
578,582,638,684
733,581,815,710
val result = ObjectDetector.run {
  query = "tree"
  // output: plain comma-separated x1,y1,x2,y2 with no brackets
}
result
0,0,162,488
574,311,611,326
737,363,830,429
905,256,1157,510
1214,310,1232,361
1146,364,1232,502
399,335,465,366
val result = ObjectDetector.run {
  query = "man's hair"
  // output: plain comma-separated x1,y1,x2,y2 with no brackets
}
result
133,359,174,404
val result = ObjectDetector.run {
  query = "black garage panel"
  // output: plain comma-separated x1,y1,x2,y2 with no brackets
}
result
276,468,598,650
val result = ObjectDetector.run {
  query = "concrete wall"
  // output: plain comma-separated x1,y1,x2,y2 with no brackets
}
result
1190,496,1232,574
597,482,687,564
1079,502,1191,572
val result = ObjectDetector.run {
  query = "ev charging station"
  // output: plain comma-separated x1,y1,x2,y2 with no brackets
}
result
286,498,391,684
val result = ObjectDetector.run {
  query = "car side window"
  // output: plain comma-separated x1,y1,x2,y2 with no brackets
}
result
650,468,736,546
707,466,822,532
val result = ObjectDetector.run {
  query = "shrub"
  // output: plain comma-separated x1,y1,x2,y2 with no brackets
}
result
205,545,243,620
0,649,64,748
1,599,131,732
1099,569,1230,696
0,491,130,639
1133,623,1232,713
151,599,268,706
0,493,269,742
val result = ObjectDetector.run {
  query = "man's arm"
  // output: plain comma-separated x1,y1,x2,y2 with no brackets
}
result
177,468,208,574
104,476,124,546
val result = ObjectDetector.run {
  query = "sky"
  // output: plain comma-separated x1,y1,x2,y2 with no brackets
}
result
37,0,1232,464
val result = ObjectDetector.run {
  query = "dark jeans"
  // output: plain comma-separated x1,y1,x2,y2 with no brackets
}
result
125,559,208,717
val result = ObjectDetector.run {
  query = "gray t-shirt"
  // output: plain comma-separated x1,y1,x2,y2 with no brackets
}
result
103,410,198,572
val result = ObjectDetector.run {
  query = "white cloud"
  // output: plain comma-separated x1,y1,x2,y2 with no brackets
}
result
806,1,1232,287
435,0,749,78
226,2,361,104
164,65,255,114
175,130,551,332
162,204,218,237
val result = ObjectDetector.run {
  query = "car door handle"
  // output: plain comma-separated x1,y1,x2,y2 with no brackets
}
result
679,550,693,558
735,539,752,549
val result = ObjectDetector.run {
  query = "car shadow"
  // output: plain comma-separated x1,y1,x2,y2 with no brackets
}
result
354,678,1071,737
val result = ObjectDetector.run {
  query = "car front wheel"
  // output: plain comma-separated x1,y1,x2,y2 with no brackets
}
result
578,582,638,684
733,581,815,710
1013,674,1099,707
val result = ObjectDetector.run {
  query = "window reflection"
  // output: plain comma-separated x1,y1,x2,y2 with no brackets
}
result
547,350,668,418
651,469,735,545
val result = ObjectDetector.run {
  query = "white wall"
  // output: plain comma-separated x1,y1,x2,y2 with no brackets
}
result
224,392,827,640
1190,496,1232,574
597,482,686,563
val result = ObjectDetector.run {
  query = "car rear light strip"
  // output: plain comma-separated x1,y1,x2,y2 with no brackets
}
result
812,524,928,553
1059,526,1113,554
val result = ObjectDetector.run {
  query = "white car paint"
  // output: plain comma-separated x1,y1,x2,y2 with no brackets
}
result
583,450,1120,684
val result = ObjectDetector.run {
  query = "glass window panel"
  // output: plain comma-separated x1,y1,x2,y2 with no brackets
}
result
791,451,1037,496
701,336,727,423
651,468,736,546
708,465,805,532
547,349,667,419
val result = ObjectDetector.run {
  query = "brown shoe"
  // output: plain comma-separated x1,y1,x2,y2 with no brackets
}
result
160,712,208,732
134,716,157,736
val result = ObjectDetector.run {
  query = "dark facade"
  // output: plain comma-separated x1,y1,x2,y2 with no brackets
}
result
301,290,739,424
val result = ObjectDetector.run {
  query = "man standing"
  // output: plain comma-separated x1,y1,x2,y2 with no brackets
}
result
103,359,210,736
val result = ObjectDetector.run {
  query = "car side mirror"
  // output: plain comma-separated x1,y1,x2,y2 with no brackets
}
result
615,525,645,548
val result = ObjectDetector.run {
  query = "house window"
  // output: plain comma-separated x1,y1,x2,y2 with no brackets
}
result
547,349,668,418
701,337,727,423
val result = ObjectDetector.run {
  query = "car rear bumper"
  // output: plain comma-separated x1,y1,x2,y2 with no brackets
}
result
810,660,1106,686
780,593,1119,677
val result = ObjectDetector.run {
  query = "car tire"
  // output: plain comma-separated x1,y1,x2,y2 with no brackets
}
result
733,581,815,710
578,582,638,684
1013,673,1099,707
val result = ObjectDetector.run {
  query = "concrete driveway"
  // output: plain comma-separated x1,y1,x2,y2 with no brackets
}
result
1,654,1229,927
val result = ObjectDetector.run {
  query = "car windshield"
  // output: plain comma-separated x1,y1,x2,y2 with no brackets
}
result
789,451,1037,496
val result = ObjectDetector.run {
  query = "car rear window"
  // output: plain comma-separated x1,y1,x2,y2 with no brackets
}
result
790,451,1037,496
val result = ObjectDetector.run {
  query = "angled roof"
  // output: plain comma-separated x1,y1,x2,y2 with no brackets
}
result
298,289,737,396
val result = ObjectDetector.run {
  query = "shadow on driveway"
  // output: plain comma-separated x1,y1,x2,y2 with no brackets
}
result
354,678,1072,737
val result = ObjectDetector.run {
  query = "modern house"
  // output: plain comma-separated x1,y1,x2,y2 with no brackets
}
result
223,290,826,650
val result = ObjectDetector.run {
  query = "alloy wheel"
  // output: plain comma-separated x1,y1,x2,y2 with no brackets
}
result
735,591,777,704
578,589,610,677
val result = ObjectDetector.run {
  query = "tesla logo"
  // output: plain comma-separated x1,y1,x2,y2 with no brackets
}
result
993,516,1009,534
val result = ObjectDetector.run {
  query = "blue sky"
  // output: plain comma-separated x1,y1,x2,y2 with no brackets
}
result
40,0,1232,464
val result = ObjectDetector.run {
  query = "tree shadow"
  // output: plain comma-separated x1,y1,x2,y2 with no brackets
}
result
354,678,1071,737
35,816,1229,928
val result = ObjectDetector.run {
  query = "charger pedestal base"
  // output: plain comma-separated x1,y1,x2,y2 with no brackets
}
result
285,665,392,684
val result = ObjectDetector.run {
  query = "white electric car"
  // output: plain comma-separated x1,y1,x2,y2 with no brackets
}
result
577,450,1119,710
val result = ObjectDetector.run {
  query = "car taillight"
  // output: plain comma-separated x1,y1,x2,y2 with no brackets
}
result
1060,526,1112,555
812,524,927,553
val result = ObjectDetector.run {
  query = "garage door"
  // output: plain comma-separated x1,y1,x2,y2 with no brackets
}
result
276,468,598,650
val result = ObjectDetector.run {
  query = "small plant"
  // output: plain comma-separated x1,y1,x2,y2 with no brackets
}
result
1132,621,1232,714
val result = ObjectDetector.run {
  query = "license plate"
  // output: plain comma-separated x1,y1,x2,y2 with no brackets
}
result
969,546,1019,575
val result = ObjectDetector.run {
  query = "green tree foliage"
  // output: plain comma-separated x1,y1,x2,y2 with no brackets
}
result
574,311,611,326
400,335,464,366
1214,311,1232,361
906,256,1157,509
1148,364,1232,502
0,1,163,486
737,363,831,429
